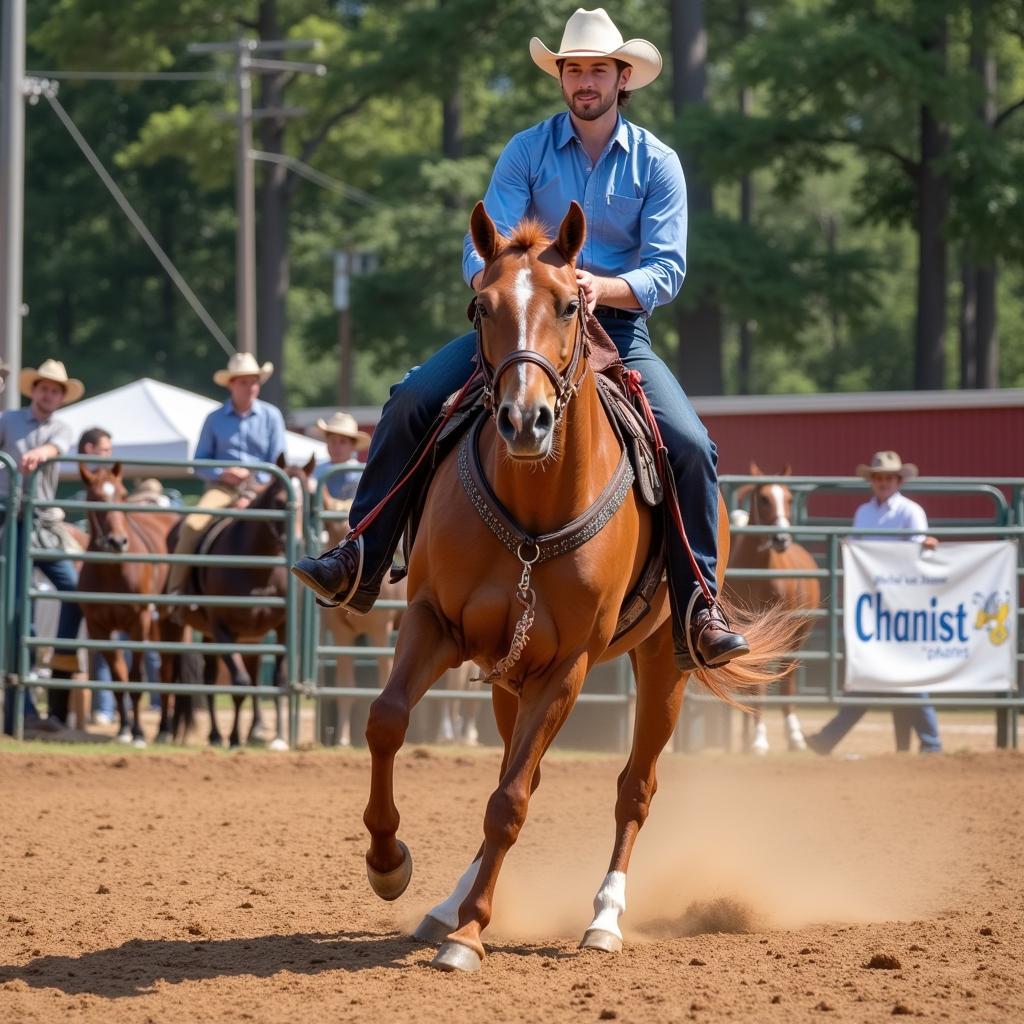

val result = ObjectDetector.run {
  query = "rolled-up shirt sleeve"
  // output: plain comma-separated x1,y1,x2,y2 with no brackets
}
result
462,136,534,287
49,420,73,456
618,150,687,316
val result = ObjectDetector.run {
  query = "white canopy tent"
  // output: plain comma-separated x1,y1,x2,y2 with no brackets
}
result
57,377,327,478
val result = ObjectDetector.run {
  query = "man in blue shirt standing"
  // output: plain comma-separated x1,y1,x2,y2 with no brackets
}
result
166,352,286,605
292,7,748,671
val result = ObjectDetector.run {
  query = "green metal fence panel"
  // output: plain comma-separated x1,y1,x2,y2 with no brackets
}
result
11,454,303,742
0,451,20,681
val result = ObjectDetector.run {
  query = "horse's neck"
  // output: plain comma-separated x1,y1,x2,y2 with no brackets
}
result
734,515,771,567
231,508,280,556
487,371,619,535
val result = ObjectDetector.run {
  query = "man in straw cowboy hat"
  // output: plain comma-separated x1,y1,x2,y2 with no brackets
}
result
165,352,286,608
313,412,370,502
292,7,749,671
806,450,942,755
0,360,86,733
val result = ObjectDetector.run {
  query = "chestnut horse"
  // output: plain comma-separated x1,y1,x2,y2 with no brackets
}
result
360,203,798,972
79,464,179,746
728,465,821,753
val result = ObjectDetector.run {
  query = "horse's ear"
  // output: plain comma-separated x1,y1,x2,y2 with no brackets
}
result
276,452,287,469
735,484,754,506
783,463,792,476
79,464,94,485
470,202,502,264
555,201,586,265
112,462,122,479
303,455,316,477
749,461,762,476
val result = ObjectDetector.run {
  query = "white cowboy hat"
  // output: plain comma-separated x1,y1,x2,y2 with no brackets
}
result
856,450,919,481
19,358,85,404
316,411,371,452
530,8,663,91
213,351,274,387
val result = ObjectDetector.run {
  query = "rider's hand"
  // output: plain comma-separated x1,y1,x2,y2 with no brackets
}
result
220,466,251,488
575,269,599,312
922,536,939,550
234,495,252,510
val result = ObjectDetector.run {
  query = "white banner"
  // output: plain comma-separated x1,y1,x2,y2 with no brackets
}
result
843,540,1017,693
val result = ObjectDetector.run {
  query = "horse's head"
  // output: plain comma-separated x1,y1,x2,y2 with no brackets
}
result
469,201,587,461
741,462,794,552
255,454,317,547
80,462,130,553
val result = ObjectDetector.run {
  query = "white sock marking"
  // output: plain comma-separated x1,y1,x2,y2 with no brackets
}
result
586,870,627,940
427,857,482,929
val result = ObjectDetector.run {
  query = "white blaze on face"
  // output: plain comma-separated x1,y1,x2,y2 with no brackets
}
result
766,484,790,529
513,266,533,401
101,481,116,501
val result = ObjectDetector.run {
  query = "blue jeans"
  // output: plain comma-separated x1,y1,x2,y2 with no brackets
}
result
816,696,942,753
2,521,83,732
346,314,719,623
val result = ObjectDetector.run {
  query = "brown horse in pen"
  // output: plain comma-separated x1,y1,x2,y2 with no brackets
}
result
163,455,313,749
358,203,799,972
728,465,822,753
79,464,179,746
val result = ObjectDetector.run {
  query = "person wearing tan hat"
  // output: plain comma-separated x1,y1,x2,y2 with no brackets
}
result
805,450,942,757
313,412,370,501
0,360,86,733
292,10,748,672
165,352,286,606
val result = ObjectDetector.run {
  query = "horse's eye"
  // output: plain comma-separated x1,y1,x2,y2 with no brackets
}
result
477,304,490,319
563,300,580,318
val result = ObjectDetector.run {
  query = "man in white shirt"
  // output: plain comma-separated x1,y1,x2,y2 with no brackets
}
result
807,451,942,755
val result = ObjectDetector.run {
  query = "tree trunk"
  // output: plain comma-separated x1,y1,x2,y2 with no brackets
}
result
669,0,723,395
256,0,290,411
913,13,948,390
959,257,977,388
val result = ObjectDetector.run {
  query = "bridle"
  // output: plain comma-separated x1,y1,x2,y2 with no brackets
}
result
86,490,128,552
470,286,590,425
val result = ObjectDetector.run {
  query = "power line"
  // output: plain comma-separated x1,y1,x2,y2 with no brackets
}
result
27,69,227,82
38,81,235,357
249,150,380,206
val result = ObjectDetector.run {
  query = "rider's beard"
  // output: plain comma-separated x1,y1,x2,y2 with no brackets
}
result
563,85,617,121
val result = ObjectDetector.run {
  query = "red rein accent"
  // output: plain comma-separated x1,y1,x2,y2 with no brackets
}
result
623,369,716,609
346,367,482,542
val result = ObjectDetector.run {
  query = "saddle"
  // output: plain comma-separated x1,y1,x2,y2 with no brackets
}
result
394,315,666,643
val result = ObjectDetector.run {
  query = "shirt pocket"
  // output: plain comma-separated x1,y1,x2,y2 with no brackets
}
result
604,193,644,248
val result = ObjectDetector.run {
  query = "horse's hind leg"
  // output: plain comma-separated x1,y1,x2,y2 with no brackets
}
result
105,649,133,744
363,602,460,899
779,659,805,751
433,657,588,972
581,625,685,954
749,707,770,755
414,683,522,944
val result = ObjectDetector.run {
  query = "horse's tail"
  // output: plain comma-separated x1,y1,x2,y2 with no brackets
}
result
691,588,806,711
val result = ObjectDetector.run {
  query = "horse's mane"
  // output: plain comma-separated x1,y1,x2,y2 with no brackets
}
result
505,219,552,255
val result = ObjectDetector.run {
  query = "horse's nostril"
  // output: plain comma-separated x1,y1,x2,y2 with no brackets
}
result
497,405,516,439
533,405,553,437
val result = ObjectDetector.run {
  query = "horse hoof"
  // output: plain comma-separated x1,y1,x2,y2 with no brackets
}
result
156,732,172,745
267,738,289,752
132,737,147,749
579,928,623,953
366,840,412,901
430,940,481,973
412,914,452,945
750,744,769,757
788,736,807,752
116,731,132,745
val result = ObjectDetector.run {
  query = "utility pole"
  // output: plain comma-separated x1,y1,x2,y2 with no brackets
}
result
188,38,324,361
0,0,26,408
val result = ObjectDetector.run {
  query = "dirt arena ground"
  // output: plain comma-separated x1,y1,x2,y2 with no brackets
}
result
1,733,1022,1023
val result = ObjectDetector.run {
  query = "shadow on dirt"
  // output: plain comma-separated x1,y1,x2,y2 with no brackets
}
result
0,931,577,997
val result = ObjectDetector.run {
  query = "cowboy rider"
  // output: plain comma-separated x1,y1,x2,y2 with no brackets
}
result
292,7,749,672
165,352,286,612
313,412,371,502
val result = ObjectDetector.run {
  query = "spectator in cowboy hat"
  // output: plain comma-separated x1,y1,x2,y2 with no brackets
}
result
0,359,86,733
313,412,370,501
806,450,942,756
164,351,285,612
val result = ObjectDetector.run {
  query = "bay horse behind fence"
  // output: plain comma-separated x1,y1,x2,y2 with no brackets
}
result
356,202,801,972
79,464,179,746
727,464,821,754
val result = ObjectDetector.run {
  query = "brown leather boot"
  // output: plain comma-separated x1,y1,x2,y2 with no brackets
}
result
674,600,750,672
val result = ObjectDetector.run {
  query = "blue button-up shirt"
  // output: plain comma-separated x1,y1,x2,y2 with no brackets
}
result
463,112,687,316
193,399,286,482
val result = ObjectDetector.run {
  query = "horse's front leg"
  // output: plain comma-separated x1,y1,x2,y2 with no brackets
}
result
433,657,588,973
103,647,133,744
127,618,149,747
363,602,460,900
267,650,289,751
414,684,526,944
581,625,685,954
779,659,805,751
